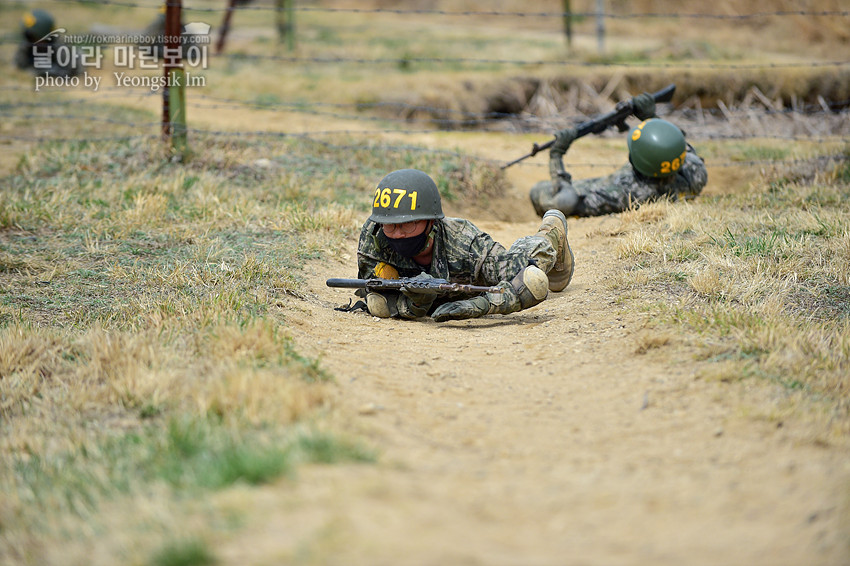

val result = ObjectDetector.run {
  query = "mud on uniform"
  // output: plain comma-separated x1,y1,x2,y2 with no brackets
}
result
356,217,556,319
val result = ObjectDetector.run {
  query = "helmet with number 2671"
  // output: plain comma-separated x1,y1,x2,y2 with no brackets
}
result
369,168,445,224
627,118,687,178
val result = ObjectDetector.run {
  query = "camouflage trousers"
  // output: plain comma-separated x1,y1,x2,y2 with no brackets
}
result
483,233,557,284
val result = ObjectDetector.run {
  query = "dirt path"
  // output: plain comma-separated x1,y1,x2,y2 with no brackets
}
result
217,212,848,565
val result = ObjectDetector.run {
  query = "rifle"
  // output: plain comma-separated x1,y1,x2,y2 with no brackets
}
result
500,83,677,169
326,277,504,295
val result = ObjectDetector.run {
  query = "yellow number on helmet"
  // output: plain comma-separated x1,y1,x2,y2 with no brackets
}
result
392,189,406,208
374,262,399,279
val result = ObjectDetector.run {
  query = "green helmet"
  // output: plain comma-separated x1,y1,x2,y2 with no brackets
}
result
21,9,55,43
369,169,444,224
627,118,687,178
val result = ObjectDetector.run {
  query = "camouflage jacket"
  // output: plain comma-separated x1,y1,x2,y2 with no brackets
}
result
357,217,523,285
356,217,539,318
536,144,707,217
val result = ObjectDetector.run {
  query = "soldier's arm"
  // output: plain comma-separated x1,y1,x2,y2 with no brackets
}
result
549,129,576,192
354,221,434,318
677,145,708,198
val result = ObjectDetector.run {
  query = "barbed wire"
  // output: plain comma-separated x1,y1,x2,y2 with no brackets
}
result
0,110,162,129
4,84,849,116
2,41,844,74
209,53,850,71
298,7,850,19
3,85,848,135
2,124,845,173
4,103,848,144
7,0,850,19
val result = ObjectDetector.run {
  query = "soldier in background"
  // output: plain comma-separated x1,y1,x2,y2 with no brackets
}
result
530,94,708,217
14,9,80,78
355,169,574,321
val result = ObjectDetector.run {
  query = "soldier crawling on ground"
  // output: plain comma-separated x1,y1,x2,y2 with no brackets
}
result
350,168,574,321
529,93,708,218
14,9,80,78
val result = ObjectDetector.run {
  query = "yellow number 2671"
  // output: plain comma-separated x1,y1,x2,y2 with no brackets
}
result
373,187,418,211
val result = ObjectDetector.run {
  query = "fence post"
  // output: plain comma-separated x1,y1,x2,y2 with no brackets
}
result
596,0,605,54
216,0,237,54
163,0,188,158
277,0,295,51
562,0,572,47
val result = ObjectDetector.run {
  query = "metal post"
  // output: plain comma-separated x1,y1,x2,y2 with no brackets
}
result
562,0,572,48
163,0,187,157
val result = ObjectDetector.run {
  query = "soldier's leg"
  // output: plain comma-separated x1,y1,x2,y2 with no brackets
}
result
534,210,574,292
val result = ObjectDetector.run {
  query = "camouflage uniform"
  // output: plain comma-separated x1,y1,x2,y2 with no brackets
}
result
357,217,556,319
530,140,708,217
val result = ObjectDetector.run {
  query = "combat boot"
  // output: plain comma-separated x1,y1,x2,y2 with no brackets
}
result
537,209,574,292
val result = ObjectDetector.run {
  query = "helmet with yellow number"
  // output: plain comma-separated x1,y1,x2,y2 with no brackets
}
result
21,9,56,43
369,169,445,224
627,118,687,178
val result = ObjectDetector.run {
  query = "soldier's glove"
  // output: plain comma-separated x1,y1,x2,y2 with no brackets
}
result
399,273,439,306
397,272,439,318
632,92,657,121
431,265,550,322
551,127,578,157
431,296,491,322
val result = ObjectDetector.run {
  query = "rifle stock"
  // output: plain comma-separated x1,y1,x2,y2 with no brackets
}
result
500,83,676,169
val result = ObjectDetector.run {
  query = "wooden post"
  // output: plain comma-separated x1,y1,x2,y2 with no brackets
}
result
163,0,188,158
216,0,237,54
596,0,605,54
562,0,572,48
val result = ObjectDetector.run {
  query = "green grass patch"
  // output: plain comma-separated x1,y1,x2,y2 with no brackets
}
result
10,416,373,512
150,538,217,566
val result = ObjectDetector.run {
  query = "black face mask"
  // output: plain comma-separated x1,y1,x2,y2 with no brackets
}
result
386,230,430,258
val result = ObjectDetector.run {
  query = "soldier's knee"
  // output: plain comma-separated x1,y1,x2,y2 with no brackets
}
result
510,265,549,309
553,187,579,216
366,292,397,318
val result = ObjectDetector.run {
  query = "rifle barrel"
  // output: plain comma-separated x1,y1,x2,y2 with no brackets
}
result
326,278,369,289
500,83,676,169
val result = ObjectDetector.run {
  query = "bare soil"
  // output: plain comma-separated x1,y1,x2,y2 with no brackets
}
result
214,171,850,564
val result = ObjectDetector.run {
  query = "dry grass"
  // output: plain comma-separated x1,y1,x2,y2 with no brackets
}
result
0,97,499,564
609,150,850,438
